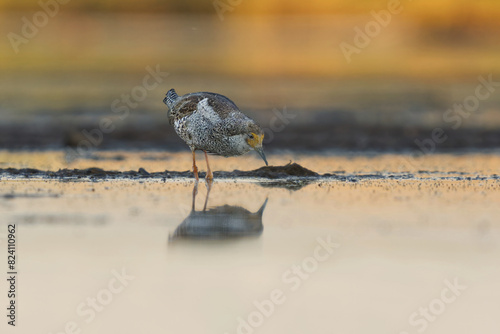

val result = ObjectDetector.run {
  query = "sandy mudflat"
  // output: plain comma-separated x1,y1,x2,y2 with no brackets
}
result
2,150,500,174
0,151,499,333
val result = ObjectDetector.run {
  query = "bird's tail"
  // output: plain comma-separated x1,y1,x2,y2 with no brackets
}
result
163,89,179,110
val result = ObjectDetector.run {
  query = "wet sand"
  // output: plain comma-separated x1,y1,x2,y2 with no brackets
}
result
2,150,500,175
1,151,499,333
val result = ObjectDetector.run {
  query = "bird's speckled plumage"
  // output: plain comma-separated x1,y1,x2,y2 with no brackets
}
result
163,89,266,160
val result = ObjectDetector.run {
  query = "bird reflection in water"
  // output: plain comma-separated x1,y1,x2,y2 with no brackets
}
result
169,181,267,241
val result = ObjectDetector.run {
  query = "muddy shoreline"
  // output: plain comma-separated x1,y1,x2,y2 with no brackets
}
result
1,163,498,183
3,112,500,152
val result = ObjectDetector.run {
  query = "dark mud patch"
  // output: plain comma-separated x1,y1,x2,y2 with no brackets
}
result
85,154,126,161
256,179,317,191
218,163,318,179
4,110,500,152
0,163,321,181
2,193,60,199
1,164,498,185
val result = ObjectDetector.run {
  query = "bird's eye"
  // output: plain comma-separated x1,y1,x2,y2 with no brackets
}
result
248,134,255,139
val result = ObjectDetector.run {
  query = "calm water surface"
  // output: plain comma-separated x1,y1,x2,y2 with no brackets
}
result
1,152,499,333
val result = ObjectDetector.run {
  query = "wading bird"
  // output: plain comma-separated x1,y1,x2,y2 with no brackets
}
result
163,89,268,181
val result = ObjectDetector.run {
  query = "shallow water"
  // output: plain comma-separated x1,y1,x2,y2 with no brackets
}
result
1,151,499,333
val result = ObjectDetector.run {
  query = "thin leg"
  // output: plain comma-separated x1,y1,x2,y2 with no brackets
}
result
204,150,213,181
191,182,198,211
202,179,213,212
192,149,199,181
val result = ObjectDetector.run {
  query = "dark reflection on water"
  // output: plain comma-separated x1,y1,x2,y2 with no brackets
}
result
169,182,267,241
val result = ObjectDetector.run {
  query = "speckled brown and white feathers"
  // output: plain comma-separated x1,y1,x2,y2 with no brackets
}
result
163,89,264,158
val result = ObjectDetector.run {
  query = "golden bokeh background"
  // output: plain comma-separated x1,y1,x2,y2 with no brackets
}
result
1,0,499,150
2,0,499,76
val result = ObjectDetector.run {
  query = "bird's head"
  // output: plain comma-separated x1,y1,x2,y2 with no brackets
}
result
245,125,268,166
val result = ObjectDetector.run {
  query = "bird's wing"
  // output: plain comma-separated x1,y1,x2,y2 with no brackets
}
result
213,113,250,136
197,98,223,124
172,92,248,136
169,96,199,125
195,95,249,136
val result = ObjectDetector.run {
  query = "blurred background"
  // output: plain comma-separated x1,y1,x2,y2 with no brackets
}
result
1,0,500,152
